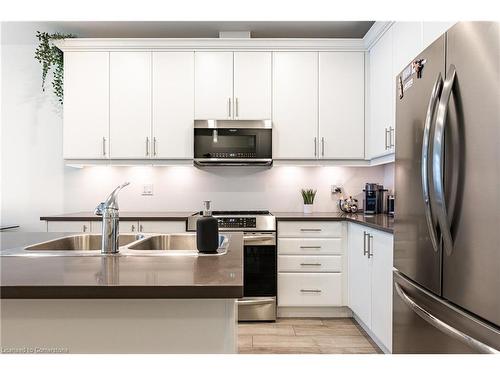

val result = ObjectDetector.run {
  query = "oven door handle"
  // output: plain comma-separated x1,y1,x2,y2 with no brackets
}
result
237,298,276,306
243,235,276,241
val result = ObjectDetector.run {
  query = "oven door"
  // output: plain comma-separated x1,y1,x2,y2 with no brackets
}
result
238,233,277,321
193,120,272,166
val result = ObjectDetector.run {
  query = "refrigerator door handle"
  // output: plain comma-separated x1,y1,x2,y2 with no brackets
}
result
422,72,443,253
394,281,499,354
432,65,457,256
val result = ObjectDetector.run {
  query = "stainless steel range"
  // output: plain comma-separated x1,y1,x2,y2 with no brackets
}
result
188,210,277,321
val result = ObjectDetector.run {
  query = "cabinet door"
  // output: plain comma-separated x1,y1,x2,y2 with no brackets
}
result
152,52,194,159
319,52,365,159
273,52,318,159
63,52,109,159
138,221,186,233
392,22,423,76
370,230,394,352
347,224,372,326
47,221,91,233
110,52,152,158
194,52,233,119
233,52,272,119
369,27,394,158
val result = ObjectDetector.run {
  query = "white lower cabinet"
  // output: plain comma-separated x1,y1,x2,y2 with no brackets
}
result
278,273,342,307
46,220,186,234
277,220,346,309
347,223,394,352
46,221,92,233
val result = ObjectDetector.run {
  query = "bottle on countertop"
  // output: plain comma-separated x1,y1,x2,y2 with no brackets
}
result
196,200,219,254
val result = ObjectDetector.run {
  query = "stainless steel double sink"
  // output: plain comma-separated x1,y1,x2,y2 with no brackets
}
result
13,233,229,257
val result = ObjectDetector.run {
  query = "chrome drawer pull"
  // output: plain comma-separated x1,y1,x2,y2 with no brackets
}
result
300,289,322,293
299,246,321,249
300,228,322,232
300,263,322,266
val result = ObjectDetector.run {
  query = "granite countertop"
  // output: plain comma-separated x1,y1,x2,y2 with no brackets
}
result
40,211,194,221
0,232,243,299
272,212,394,234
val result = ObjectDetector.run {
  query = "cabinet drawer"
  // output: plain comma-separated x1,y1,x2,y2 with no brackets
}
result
278,221,342,237
278,255,342,272
278,238,343,255
278,273,342,307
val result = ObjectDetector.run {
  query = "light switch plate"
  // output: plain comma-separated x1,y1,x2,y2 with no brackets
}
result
142,184,153,196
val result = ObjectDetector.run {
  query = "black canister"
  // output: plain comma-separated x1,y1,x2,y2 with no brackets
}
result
196,200,219,253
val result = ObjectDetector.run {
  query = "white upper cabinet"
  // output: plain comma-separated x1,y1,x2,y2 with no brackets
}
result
233,52,272,119
369,26,395,159
319,52,365,159
273,52,318,159
63,52,109,159
110,52,152,158
392,22,423,76
422,22,456,50
152,52,194,159
194,52,233,119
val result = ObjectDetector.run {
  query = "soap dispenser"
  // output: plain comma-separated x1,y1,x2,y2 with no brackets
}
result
196,200,219,253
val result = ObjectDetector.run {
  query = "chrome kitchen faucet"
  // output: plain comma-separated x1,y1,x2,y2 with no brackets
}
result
94,182,130,254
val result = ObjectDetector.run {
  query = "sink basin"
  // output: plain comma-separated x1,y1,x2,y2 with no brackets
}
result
127,233,228,254
25,234,144,251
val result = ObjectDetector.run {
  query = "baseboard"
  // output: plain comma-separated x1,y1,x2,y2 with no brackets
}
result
277,306,352,318
352,313,391,354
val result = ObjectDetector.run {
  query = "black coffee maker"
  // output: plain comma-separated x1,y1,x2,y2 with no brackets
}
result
363,183,387,215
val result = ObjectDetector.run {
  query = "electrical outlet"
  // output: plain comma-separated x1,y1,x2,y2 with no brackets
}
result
331,185,343,194
142,184,153,196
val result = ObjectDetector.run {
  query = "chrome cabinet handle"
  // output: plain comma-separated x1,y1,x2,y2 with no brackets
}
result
153,137,157,157
395,282,499,354
300,263,322,266
300,289,322,293
131,224,136,232
321,137,325,157
139,224,143,232
299,246,321,249
389,126,395,148
367,234,374,258
300,228,322,232
384,128,390,150
363,231,368,256
145,137,150,157
228,98,232,118
235,97,239,118
102,137,107,156
314,137,317,157
433,65,457,256
422,72,443,253
83,224,87,232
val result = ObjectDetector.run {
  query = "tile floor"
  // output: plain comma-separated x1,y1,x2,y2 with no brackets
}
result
238,318,382,354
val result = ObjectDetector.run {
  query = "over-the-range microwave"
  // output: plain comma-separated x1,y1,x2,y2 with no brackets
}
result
193,120,272,166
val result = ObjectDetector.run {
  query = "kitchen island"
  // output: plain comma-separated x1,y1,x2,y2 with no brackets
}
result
0,231,243,354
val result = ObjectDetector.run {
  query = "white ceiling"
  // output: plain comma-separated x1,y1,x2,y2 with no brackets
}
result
2,21,375,42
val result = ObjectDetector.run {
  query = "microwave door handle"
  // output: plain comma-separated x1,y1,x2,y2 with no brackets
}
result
422,72,443,253
432,65,457,256
394,282,498,354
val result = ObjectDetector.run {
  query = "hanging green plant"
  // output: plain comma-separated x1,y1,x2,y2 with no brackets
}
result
34,31,76,104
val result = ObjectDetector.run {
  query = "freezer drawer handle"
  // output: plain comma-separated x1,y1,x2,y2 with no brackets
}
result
421,72,443,253
299,246,321,249
433,64,459,256
300,228,322,232
394,282,499,354
300,263,322,266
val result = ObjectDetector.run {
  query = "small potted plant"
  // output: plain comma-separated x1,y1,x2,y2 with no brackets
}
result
301,189,317,214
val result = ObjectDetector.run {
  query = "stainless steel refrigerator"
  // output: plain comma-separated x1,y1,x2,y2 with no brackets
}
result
393,22,500,354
